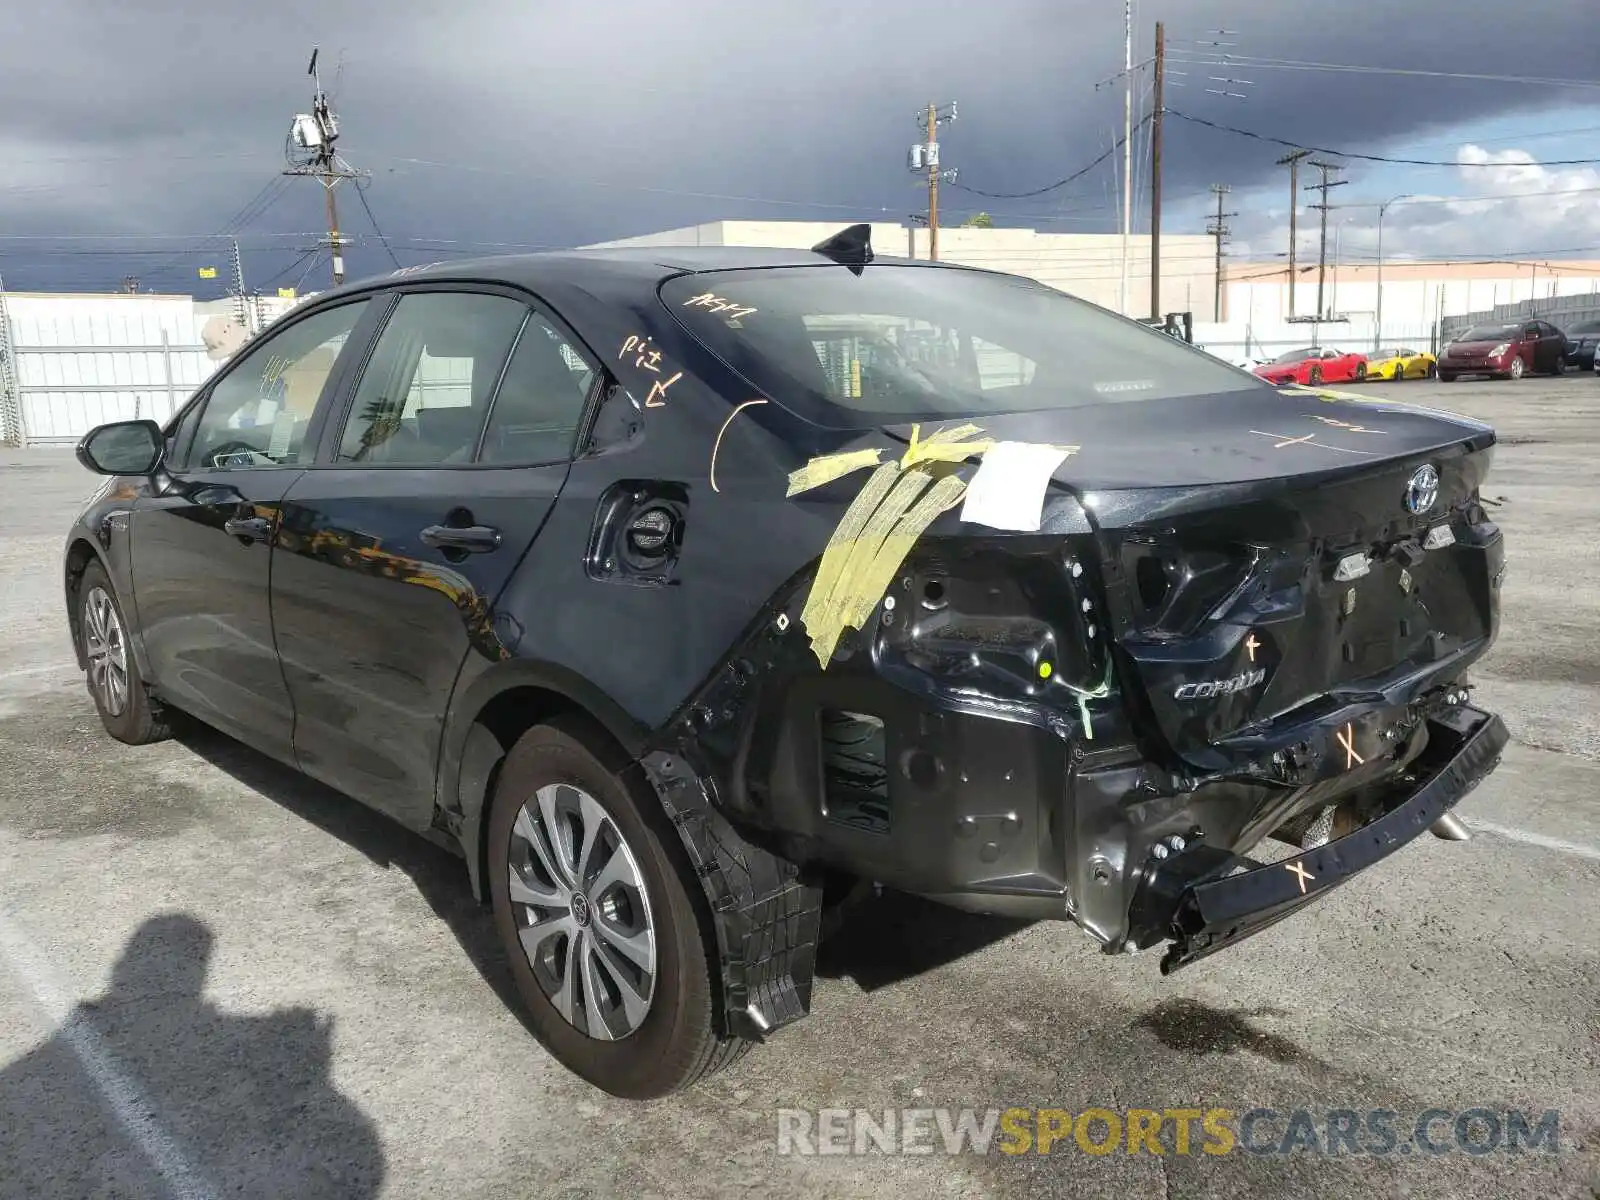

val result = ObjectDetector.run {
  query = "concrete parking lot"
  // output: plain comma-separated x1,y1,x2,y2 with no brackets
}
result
1,375,1597,1199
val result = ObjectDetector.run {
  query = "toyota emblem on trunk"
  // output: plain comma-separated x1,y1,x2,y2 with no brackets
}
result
1404,465,1439,514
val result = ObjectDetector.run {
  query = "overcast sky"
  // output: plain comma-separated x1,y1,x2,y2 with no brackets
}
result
3,0,1598,294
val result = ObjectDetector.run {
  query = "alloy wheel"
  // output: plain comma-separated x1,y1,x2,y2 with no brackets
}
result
83,586,130,717
507,782,657,1040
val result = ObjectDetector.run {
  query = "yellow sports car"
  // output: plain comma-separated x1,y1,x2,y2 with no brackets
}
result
1364,347,1438,381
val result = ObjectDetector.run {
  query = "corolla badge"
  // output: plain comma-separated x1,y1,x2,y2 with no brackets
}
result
1174,667,1266,701
1405,465,1440,515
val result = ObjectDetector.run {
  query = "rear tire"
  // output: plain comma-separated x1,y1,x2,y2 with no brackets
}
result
1308,366,1324,385
1439,372,1457,382
1425,361,1437,379
1551,354,1566,376
1355,362,1367,381
76,561,171,745
486,718,749,1098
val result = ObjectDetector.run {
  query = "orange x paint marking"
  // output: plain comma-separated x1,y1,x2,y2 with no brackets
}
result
1311,414,1383,435
1249,429,1318,449
1285,861,1315,894
1337,722,1365,769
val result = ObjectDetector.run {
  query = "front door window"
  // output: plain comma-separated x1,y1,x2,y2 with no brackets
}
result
186,302,369,470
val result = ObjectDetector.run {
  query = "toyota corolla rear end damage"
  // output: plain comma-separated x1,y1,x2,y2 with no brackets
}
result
59,229,1512,1096
651,229,1507,988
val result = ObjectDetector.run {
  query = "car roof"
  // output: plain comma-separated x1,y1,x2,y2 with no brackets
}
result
349,245,980,292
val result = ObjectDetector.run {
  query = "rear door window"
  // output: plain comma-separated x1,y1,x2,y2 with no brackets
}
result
334,292,529,466
478,312,596,464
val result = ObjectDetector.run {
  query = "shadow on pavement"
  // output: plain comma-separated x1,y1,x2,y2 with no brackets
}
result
0,913,385,1199
815,888,1035,991
179,713,1020,1005
171,721,535,1036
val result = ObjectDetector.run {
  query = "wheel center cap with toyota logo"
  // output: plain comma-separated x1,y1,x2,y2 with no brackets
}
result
1405,465,1440,515
570,891,593,928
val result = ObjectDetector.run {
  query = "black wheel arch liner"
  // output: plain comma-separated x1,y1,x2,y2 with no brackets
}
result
440,657,650,899
440,656,821,1043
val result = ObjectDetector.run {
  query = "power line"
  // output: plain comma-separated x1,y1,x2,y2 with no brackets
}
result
1165,55,1600,92
947,115,1153,200
0,232,322,242
3,150,273,166
1379,124,1600,153
223,177,292,235
256,249,323,290
291,250,327,293
376,148,1118,222
353,180,402,269
1338,183,1600,208
1167,109,1600,166
1228,248,1600,281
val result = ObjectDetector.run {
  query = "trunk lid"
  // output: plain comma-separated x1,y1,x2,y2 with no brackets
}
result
884,388,1501,765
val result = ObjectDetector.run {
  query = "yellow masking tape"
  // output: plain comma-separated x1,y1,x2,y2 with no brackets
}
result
902,438,996,468
798,462,903,656
789,422,1086,669
922,421,986,444
840,472,969,636
806,468,936,665
899,422,993,470
786,447,885,497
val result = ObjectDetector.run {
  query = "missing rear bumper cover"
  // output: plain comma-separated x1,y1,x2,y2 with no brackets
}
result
1129,705,1506,975
820,709,890,834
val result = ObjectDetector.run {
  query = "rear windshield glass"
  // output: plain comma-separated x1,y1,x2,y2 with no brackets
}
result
659,265,1262,426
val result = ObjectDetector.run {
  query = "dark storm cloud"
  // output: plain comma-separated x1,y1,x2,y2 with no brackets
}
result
3,0,1597,289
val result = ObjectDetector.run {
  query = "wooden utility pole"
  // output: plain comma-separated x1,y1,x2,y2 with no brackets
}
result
284,48,367,287
1276,149,1311,317
1206,185,1235,321
1306,160,1348,325
323,184,345,285
1149,21,1165,320
926,103,941,261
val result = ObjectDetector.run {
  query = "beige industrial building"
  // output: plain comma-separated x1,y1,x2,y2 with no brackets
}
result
583,220,1222,319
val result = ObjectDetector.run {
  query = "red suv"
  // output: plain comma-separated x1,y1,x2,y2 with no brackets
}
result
1439,319,1568,381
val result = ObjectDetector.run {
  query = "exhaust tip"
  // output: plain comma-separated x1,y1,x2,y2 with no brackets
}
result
1429,813,1472,842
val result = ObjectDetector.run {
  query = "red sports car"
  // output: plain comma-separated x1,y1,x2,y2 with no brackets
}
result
1252,346,1369,386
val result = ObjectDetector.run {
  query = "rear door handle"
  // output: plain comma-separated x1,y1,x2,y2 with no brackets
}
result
224,516,272,543
420,524,502,553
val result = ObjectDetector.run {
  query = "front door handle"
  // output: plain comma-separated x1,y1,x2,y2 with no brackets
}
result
224,516,272,543
420,524,502,553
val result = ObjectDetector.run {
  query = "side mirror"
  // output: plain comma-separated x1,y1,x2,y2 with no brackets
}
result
76,419,164,476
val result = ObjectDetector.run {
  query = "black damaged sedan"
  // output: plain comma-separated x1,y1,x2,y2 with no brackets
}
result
65,226,1508,1098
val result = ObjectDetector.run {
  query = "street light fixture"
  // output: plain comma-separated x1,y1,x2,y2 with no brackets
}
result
1375,194,1415,350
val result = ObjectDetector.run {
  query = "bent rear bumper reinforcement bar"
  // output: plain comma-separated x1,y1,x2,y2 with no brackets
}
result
1129,704,1508,975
